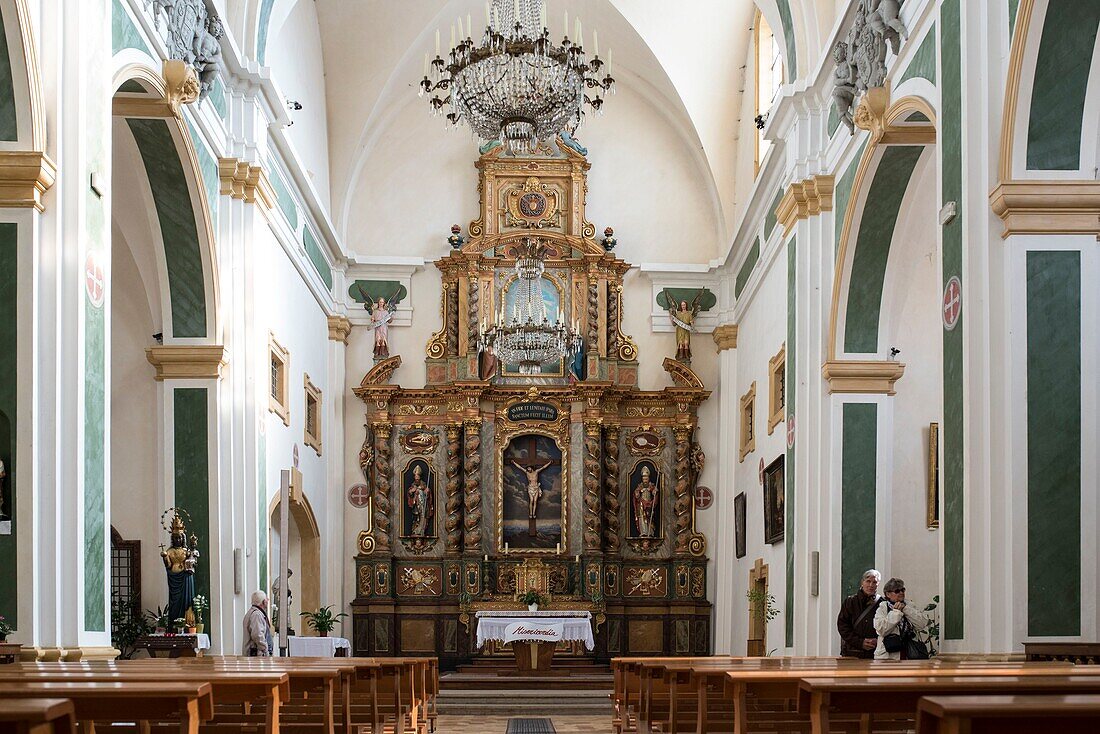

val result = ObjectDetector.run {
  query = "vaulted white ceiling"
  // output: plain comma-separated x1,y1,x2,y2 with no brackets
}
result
311,0,756,247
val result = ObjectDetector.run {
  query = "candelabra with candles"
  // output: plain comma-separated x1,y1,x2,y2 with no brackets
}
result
477,238,583,375
419,0,615,155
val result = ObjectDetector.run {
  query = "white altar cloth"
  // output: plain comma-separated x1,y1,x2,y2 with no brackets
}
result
287,635,351,657
475,611,594,650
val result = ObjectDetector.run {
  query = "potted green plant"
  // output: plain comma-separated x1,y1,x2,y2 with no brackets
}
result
745,589,780,657
172,617,187,635
0,614,13,642
191,595,208,634
146,606,168,635
520,590,544,612
299,605,348,637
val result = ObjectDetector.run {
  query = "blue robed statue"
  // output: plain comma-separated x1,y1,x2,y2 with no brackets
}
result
160,510,200,625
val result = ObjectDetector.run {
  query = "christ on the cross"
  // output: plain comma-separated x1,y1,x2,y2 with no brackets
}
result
511,459,551,519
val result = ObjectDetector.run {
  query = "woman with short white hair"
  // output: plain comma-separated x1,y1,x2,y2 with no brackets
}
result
242,590,274,656
873,577,929,660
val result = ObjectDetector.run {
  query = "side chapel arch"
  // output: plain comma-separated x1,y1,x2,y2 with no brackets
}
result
268,489,322,631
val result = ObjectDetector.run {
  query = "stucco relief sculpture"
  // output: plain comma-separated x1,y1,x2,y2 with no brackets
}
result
144,0,223,98
832,0,908,134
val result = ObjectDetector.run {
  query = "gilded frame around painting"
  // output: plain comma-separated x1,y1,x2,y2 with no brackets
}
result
927,422,940,529
496,428,569,555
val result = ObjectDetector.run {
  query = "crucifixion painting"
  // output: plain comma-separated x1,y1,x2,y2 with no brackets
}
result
501,434,564,551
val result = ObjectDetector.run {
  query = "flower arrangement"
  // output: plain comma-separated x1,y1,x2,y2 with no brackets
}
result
172,617,187,634
0,614,13,641
299,605,348,637
191,595,208,634
520,590,544,610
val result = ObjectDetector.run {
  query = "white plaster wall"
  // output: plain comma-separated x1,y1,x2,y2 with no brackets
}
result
267,0,332,207
879,154,941,607
721,236,789,655
253,223,335,607
345,87,721,265
109,227,162,618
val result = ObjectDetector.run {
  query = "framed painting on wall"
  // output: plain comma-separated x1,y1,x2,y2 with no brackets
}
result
734,492,747,558
762,456,784,545
927,422,940,529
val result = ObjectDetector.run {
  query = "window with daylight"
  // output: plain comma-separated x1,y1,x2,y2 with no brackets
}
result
304,374,322,455
754,11,784,174
739,381,757,462
269,334,290,426
768,344,786,434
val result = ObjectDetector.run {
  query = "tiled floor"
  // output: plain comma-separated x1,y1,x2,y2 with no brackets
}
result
435,715,610,733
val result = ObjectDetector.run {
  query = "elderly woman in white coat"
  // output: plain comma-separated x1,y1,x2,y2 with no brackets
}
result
873,577,928,660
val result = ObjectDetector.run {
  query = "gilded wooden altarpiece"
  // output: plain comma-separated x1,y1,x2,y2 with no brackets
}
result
351,139,711,665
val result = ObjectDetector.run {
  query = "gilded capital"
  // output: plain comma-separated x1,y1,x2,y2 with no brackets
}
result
712,324,739,351
327,315,353,343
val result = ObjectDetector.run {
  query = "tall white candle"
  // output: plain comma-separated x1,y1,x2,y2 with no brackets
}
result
514,0,520,25
423,53,429,76
467,14,472,38
576,18,581,44
564,10,568,38
456,17,463,40
451,24,456,49
608,47,613,75
435,29,440,54
485,1,491,28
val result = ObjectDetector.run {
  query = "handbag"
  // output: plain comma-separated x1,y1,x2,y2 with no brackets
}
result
905,636,930,660
880,601,905,653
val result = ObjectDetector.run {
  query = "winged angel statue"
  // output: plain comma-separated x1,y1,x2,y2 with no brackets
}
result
356,285,400,362
664,289,704,364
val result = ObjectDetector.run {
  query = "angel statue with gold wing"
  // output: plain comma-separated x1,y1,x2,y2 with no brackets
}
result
357,285,400,362
664,288,704,364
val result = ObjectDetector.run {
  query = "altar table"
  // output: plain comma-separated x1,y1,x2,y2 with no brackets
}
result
475,611,594,672
287,636,351,658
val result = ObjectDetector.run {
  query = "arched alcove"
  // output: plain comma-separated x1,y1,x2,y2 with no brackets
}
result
268,490,322,635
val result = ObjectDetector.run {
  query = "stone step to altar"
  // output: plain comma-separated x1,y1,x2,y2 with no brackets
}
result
440,670,613,691
435,689,613,716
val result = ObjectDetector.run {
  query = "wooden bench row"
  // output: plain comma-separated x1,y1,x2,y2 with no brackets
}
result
0,656,438,734
610,655,1100,734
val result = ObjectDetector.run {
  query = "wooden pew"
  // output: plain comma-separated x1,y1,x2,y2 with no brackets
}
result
4,664,288,734
0,698,75,734
915,694,1100,734
0,681,213,734
799,675,1100,734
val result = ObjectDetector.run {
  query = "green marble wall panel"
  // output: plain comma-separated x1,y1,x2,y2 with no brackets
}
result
83,271,106,631
834,142,866,258
266,159,299,232
1009,0,1020,36
84,0,110,631
940,0,965,640
843,146,924,353
117,80,145,94
735,237,760,299
0,223,18,625
174,388,210,604
828,106,840,137
841,403,877,598
186,120,219,231
0,5,18,141
899,24,937,85
776,0,798,79
127,118,207,338
1026,1,1100,170
764,189,783,241
785,235,797,648
257,0,276,66
112,0,150,55
1026,251,1081,636
209,76,228,120
303,227,333,290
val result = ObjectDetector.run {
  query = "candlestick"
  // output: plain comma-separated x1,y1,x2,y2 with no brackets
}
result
593,30,599,58
575,554,581,564
484,554,488,562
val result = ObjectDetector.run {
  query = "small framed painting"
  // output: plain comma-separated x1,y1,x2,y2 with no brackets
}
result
762,456,785,545
734,492,747,558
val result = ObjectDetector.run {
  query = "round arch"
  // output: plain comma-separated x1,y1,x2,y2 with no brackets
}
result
0,0,46,151
111,61,220,342
267,490,322,632
828,95,938,360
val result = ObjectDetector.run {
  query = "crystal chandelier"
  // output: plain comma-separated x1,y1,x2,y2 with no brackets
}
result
478,238,583,375
419,0,615,155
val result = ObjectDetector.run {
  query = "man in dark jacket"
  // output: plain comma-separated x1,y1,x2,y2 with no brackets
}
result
837,569,882,658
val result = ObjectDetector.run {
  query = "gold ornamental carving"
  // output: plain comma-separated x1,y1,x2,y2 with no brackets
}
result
0,150,56,211
712,324,738,351
663,357,705,389
624,567,667,597
163,59,200,114
506,176,562,229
